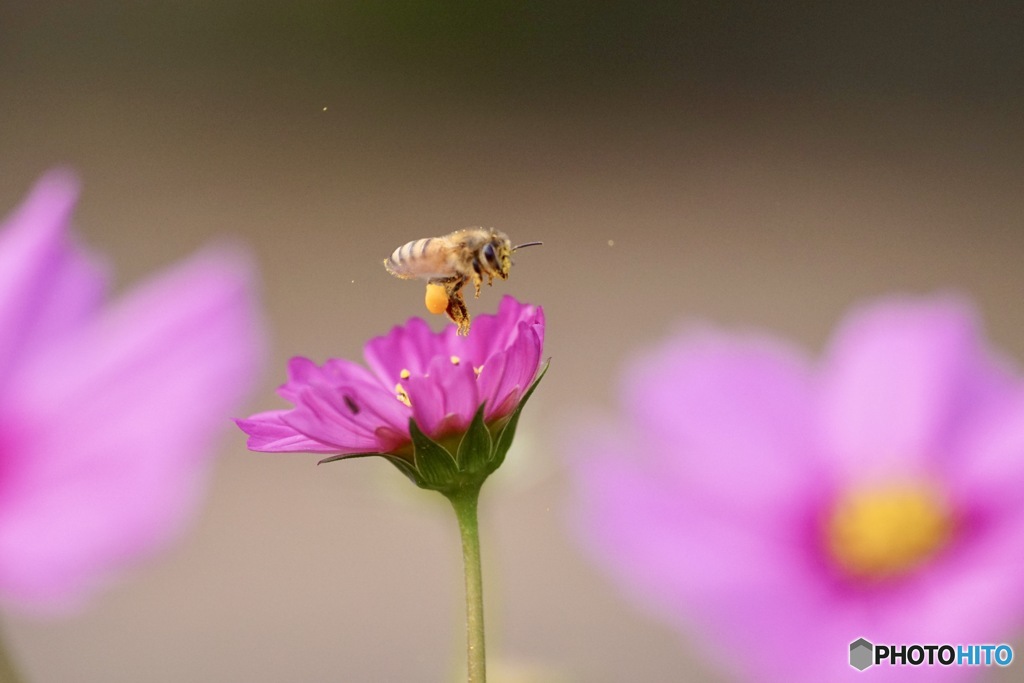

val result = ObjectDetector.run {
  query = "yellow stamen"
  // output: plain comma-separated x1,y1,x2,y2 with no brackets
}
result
399,368,411,380
826,481,953,580
450,355,461,365
394,383,411,407
473,365,484,376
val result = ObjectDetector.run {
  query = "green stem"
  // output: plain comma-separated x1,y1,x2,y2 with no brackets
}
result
0,624,24,683
447,484,486,683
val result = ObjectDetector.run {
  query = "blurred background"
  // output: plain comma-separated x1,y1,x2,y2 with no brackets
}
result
2,2,1023,681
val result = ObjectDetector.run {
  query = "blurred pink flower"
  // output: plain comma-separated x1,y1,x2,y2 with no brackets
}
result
0,171,264,612
571,296,1024,681
238,296,544,461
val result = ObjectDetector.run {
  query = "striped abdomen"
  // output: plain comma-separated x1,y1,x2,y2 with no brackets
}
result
384,237,451,280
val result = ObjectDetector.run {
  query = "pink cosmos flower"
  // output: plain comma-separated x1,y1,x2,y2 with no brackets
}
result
0,171,264,612
238,296,544,469
570,296,1024,682
240,297,544,683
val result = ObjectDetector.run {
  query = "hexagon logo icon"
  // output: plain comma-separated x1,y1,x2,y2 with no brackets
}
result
850,638,874,671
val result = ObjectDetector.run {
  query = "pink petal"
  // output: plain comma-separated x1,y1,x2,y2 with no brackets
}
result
315,358,410,439
571,441,836,683
446,297,544,370
284,380,408,453
258,350,428,456
820,296,995,480
278,357,324,402
476,320,543,422
320,357,393,392
363,298,543,390
0,170,108,386
402,375,445,439
946,391,1024,505
279,357,391,402
405,356,480,438
235,411,340,454
0,245,265,610
622,328,820,512
364,317,443,386
899,508,1024,648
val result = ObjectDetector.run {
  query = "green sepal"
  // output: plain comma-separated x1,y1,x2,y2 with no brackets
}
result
382,454,421,486
318,450,421,486
409,418,460,489
317,452,384,466
490,360,549,472
456,402,493,474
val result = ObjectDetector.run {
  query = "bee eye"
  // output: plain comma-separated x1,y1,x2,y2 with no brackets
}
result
482,243,497,268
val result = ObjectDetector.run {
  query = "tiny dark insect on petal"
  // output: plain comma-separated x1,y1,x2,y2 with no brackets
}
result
343,394,360,414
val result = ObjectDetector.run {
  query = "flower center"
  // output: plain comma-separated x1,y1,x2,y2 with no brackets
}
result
392,361,487,408
393,383,411,407
825,481,953,581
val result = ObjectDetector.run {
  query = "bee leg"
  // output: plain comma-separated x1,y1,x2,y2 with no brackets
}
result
469,260,484,299
444,278,471,335
448,298,470,336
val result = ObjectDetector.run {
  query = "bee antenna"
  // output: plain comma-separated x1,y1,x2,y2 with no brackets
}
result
512,241,543,251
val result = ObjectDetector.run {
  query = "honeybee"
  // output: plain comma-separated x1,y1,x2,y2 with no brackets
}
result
384,227,541,335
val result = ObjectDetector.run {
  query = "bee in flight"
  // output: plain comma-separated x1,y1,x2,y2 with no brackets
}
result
384,227,541,335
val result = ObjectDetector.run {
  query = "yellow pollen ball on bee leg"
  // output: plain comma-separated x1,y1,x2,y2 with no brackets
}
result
425,283,448,315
